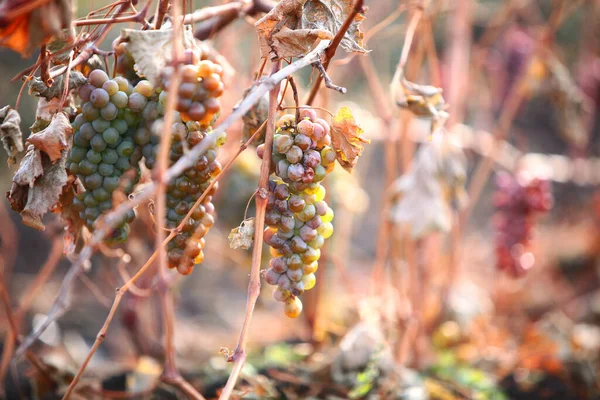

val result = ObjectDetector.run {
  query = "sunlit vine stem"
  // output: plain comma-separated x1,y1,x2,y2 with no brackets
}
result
218,60,281,400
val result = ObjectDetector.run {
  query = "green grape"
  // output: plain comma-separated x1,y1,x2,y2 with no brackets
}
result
102,127,120,144
92,118,111,133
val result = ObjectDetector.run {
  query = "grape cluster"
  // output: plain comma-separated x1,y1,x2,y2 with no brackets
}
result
162,49,224,127
258,110,335,193
493,171,552,277
131,88,224,274
259,110,336,318
67,70,152,244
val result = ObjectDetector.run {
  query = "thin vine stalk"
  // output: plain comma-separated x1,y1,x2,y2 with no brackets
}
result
218,60,282,400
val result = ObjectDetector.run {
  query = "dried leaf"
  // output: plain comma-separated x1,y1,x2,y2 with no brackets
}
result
12,144,43,187
397,79,448,121
0,105,24,166
35,97,62,121
229,218,256,250
28,70,87,100
255,0,367,60
331,106,370,172
120,26,197,85
390,132,466,239
55,175,85,254
0,0,73,57
27,112,72,162
301,0,367,54
7,113,73,230
21,154,68,230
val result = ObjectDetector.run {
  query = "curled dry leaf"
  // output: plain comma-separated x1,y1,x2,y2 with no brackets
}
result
255,0,367,60
56,175,85,254
28,70,87,100
396,79,448,124
390,131,466,239
7,112,73,231
27,112,72,163
331,106,370,172
229,218,256,250
120,26,197,86
0,105,24,167
12,144,43,188
0,0,73,57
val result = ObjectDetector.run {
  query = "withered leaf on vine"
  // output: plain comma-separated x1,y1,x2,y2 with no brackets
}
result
120,26,197,85
229,218,256,250
27,112,72,163
7,112,73,230
0,0,73,57
56,175,85,254
0,105,24,167
331,106,370,173
28,70,87,100
255,0,367,60
12,144,43,188
7,146,71,231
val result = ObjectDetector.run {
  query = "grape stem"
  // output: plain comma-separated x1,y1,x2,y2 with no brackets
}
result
304,0,365,105
312,60,347,94
218,59,282,400
188,0,277,40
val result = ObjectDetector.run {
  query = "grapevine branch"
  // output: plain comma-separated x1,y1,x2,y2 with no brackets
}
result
17,37,331,380
189,0,277,40
304,0,364,105
218,60,282,400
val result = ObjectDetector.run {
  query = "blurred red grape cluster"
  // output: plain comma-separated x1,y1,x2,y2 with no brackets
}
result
494,171,553,277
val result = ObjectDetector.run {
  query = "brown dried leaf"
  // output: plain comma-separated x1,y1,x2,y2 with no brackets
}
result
301,0,367,54
12,144,43,187
21,154,68,230
331,106,369,172
390,133,466,239
27,112,72,162
229,218,255,250
28,70,87,100
0,0,73,57
255,0,366,60
0,105,24,167
55,175,85,254
121,26,197,86
7,112,73,230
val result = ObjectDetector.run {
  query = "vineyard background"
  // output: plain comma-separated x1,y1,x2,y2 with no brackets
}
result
1,0,600,399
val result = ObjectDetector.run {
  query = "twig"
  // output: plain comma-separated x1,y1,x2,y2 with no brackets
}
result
287,76,300,121
154,0,170,29
79,274,112,308
312,61,347,94
49,0,151,80
39,44,52,87
17,38,332,363
183,2,244,24
218,60,282,400
390,0,427,104
191,0,276,40
152,2,202,396
304,0,365,105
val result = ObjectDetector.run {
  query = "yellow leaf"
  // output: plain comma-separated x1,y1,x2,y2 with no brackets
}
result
331,106,369,173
